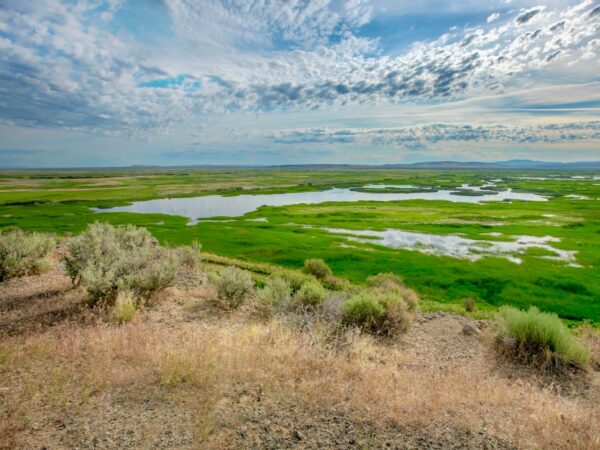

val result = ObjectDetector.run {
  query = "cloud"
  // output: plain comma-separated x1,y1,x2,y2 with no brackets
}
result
487,12,501,23
0,0,598,139
265,121,600,148
515,6,544,24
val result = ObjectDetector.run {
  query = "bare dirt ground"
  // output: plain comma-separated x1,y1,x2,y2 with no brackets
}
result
0,266,90,336
0,267,599,449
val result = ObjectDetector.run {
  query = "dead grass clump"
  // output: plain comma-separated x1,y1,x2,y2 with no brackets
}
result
111,291,137,323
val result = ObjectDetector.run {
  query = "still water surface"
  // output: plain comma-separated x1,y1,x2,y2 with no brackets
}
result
96,186,546,222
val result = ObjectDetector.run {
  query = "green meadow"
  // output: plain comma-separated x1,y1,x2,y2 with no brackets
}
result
1,168,599,322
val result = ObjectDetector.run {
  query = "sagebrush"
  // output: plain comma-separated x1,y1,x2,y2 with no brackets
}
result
275,269,318,292
295,280,327,306
0,228,54,281
342,273,419,336
302,258,333,281
65,223,179,304
212,266,254,308
257,275,292,309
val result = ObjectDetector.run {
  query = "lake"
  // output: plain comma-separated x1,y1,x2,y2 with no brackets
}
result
95,185,547,222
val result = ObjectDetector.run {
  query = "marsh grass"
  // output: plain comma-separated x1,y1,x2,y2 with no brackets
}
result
496,306,589,371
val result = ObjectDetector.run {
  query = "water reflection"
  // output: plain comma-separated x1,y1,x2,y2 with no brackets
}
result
322,227,578,266
96,186,547,221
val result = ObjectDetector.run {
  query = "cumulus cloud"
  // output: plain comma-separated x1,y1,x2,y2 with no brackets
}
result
487,12,502,23
0,0,598,137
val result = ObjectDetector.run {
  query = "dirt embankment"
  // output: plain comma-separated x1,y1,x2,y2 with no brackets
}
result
1,267,599,449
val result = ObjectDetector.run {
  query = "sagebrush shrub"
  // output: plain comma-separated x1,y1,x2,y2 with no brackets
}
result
257,275,292,308
0,228,54,281
376,291,413,334
295,280,327,306
342,291,384,326
496,306,589,370
342,282,418,336
367,272,419,311
367,272,404,289
66,223,179,304
275,269,317,292
213,266,254,308
302,258,333,281
175,241,202,269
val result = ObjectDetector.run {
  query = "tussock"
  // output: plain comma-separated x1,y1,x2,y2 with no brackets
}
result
496,305,589,371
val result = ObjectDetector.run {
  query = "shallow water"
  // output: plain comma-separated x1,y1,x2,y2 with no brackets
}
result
96,186,547,221
322,227,578,266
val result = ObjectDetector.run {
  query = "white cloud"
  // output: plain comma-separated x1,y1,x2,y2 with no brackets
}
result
487,12,501,23
0,0,598,141
263,121,600,148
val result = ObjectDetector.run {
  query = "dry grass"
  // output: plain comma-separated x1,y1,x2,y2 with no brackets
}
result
1,307,599,449
0,257,599,448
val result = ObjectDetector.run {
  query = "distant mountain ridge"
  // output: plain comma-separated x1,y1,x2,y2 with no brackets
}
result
268,160,600,170
2,160,600,171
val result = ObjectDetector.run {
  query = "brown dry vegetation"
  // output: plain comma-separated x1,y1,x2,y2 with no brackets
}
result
1,260,599,449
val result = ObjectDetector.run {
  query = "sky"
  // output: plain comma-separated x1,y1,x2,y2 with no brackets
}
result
0,0,599,167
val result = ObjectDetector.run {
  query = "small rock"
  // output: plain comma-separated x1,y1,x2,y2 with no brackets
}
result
292,430,304,441
462,323,480,336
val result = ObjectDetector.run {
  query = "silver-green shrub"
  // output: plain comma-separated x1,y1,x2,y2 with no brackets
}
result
342,274,419,336
0,228,54,281
66,223,179,304
302,258,333,281
257,275,292,309
274,269,317,292
295,280,327,306
175,241,202,269
213,266,254,308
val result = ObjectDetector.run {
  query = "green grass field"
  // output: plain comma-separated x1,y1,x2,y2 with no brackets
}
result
1,168,599,322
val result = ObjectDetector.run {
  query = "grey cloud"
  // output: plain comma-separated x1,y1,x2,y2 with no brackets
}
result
265,121,600,148
516,8,543,24
0,0,598,135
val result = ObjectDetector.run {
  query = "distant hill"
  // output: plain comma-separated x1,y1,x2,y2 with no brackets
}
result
2,160,600,171
268,160,600,170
